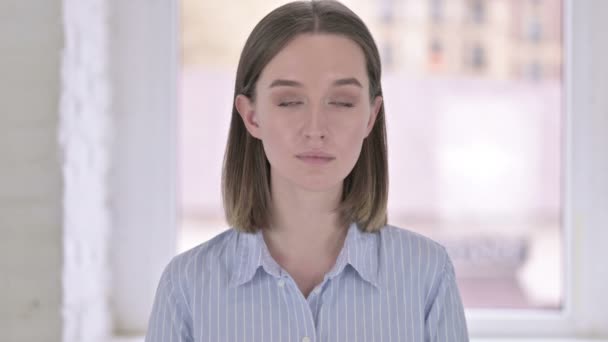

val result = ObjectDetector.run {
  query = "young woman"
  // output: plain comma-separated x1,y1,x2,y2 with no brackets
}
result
146,1,468,341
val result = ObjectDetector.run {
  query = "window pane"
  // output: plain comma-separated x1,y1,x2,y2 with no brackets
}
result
178,0,563,310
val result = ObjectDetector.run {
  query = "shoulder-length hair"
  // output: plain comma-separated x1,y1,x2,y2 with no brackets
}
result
221,0,388,233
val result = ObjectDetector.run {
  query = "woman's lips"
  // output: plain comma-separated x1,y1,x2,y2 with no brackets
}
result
296,156,335,165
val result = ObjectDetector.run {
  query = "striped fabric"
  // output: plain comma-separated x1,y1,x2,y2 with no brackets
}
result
145,222,469,341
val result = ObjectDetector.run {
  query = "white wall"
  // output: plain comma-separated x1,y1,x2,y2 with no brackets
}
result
0,1,64,340
0,0,176,339
60,0,113,341
0,1,112,341
108,0,178,334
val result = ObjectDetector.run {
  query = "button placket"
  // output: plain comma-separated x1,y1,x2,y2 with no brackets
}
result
280,276,316,342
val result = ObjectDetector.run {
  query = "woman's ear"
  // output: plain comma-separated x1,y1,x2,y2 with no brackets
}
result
366,95,383,137
235,94,261,139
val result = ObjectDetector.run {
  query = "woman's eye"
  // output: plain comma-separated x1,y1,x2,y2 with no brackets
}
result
329,101,354,108
278,101,303,107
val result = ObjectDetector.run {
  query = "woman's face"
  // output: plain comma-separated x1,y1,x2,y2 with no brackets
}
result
236,33,382,192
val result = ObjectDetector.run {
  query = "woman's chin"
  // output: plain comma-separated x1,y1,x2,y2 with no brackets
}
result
292,178,344,193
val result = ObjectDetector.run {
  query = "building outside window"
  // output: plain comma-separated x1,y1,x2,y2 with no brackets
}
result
179,0,564,311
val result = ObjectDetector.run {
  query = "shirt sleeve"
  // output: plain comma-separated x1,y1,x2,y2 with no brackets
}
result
145,259,193,342
425,249,469,342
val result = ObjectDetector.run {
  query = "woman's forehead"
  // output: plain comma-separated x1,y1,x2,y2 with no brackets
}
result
257,33,369,89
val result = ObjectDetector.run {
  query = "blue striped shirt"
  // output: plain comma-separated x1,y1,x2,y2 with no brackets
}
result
145,222,469,341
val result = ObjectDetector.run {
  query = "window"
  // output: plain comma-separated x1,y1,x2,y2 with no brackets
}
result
470,0,485,25
110,0,608,339
179,0,563,311
469,43,486,70
430,0,444,24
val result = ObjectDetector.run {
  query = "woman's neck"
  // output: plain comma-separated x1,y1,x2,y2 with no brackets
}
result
262,173,348,284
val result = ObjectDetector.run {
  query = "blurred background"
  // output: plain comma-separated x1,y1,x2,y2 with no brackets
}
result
2,0,608,341
179,0,563,310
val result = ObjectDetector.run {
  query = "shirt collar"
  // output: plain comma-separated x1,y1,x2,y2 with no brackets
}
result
334,221,380,288
228,222,380,289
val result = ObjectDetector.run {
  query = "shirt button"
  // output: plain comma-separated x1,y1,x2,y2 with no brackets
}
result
277,279,285,288
302,336,311,342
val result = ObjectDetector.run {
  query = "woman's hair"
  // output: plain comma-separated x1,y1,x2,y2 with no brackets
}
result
222,0,388,233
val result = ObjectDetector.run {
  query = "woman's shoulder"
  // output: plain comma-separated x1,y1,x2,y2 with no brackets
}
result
377,224,451,269
380,224,447,252
376,224,454,298
180,227,236,259
159,228,237,286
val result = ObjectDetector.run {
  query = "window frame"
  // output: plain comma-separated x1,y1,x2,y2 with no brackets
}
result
109,0,608,338
108,0,179,334
466,0,608,337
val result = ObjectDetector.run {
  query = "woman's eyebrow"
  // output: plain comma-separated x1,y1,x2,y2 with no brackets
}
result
332,77,362,88
268,77,363,88
268,79,303,88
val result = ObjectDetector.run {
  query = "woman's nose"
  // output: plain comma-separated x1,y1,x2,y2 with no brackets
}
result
303,107,328,140
304,129,326,140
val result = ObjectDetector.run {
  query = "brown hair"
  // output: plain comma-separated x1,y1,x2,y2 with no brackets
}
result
221,0,388,233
